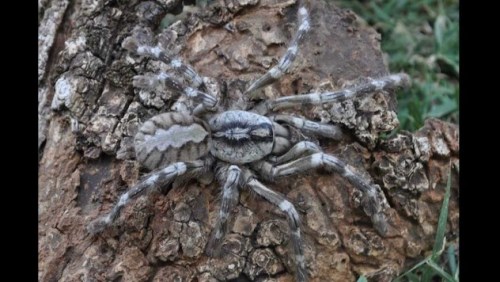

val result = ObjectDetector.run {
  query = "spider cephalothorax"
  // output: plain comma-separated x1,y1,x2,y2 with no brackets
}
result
88,1,410,281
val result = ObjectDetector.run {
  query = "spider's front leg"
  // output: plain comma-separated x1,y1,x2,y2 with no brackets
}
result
87,160,206,234
271,114,344,140
205,165,242,257
244,2,311,94
254,144,390,236
255,73,410,115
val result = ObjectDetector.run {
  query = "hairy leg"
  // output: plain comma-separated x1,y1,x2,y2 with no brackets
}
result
122,36,204,88
206,165,242,256
132,72,217,110
87,160,205,234
267,141,321,164
244,2,311,94
271,114,344,140
272,136,291,155
242,169,308,282
255,152,390,235
255,73,410,114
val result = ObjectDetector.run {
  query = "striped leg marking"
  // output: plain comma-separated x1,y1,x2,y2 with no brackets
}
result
261,152,389,235
244,174,307,282
271,115,344,140
269,141,321,164
254,73,410,114
206,165,241,257
122,36,204,88
244,3,311,94
87,161,205,234
133,72,217,109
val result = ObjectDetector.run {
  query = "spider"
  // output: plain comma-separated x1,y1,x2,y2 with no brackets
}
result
88,1,410,281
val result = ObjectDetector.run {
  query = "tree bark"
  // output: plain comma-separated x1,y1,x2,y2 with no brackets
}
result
38,0,459,281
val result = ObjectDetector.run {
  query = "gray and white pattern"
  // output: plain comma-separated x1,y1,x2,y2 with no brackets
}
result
88,1,410,281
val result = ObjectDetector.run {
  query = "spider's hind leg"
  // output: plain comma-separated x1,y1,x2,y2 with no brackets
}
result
87,160,206,234
122,32,218,113
205,165,242,257
122,34,204,88
132,72,217,111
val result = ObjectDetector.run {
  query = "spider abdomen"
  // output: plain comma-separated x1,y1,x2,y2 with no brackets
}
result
209,110,274,164
134,112,211,170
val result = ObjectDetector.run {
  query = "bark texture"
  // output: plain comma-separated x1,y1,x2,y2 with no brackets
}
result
38,0,459,281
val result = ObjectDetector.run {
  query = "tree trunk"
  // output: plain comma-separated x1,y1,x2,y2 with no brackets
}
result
38,0,459,281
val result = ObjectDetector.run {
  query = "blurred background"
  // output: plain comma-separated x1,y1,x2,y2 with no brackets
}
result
336,0,459,132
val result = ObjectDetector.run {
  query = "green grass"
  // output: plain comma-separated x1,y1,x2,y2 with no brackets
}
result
336,0,459,131
393,170,458,282
357,170,458,282
338,3,459,280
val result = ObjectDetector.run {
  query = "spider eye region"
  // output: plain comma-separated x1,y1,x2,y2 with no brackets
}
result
209,110,274,164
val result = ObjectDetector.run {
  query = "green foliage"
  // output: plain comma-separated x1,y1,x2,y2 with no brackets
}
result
357,275,368,282
355,171,458,282
336,0,459,131
393,171,458,282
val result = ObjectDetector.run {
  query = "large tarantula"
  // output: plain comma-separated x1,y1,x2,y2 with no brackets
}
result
88,1,410,281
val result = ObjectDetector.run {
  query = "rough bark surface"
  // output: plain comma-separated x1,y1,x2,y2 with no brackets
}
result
39,0,459,281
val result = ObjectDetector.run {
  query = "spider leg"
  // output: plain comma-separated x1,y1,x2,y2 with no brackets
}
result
272,121,291,138
87,160,206,234
271,114,344,140
242,169,307,282
244,3,310,94
206,165,242,257
254,152,389,235
132,72,217,110
269,121,293,155
122,36,204,88
255,73,410,114
268,141,321,164
272,136,291,155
